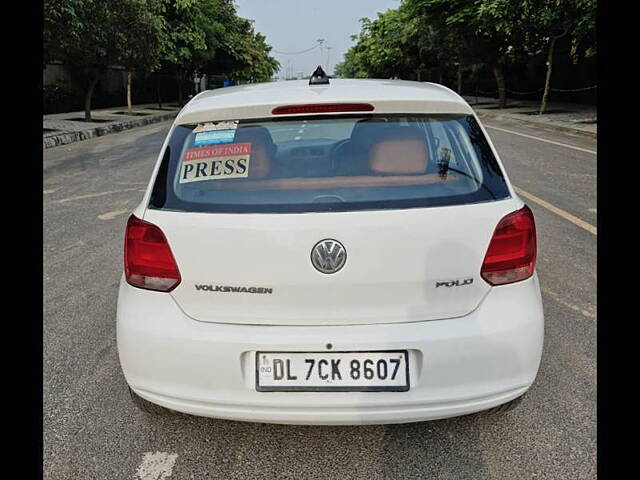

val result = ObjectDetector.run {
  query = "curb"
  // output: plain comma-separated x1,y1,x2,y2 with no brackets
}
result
43,111,178,149
473,110,596,139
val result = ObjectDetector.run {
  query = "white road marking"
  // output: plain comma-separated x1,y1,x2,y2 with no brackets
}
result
513,186,597,235
485,125,597,155
135,452,178,480
542,287,595,320
44,190,56,194
60,240,85,252
294,136,301,140
588,208,597,213
98,209,130,220
55,188,141,203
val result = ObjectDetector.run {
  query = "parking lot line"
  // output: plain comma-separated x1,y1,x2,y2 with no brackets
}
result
485,125,597,155
98,209,130,220
54,188,142,204
135,452,178,480
514,186,597,235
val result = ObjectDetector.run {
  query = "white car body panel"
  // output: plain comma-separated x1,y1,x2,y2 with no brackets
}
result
145,199,519,326
117,78,544,424
117,273,543,425
173,79,473,125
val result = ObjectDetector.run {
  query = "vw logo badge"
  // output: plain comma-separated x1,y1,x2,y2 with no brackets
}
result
311,239,347,274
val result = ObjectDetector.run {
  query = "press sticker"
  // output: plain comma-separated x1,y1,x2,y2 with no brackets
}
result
194,129,235,146
179,143,251,184
193,121,239,133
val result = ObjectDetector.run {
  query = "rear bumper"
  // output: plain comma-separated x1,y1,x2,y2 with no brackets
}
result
117,274,544,425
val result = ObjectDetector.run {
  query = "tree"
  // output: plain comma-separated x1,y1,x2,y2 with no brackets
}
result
157,0,222,105
113,0,166,114
158,1,279,96
226,24,280,83
401,0,540,107
44,0,122,120
524,0,596,114
336,4,467,84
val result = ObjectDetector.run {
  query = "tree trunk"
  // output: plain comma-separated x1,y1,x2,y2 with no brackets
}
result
539,27,570,115
177,78,183,106
491,64,506,108
127,70,133,115
457,65,462,94
84,76,99,122
539,38,556,115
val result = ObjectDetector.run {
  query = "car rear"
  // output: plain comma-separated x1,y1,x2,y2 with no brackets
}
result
116,79,544,425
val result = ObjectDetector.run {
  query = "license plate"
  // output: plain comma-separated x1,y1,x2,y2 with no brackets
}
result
255,350,410,392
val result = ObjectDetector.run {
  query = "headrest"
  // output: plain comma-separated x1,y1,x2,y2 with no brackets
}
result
368,126,429,175
234,126,276,154
349,118,389,151
233,126,275,179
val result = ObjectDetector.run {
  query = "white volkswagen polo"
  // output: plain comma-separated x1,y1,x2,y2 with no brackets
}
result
117,70,544,425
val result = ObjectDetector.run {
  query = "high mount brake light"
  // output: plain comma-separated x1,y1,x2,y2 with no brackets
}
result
271,103,375,115
481,206,537,286
124,215,181,292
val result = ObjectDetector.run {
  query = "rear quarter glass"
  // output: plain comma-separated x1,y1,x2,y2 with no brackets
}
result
149,114,510,214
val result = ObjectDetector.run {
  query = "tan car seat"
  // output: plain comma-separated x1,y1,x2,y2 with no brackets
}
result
368,126,429,175
234,126,276,179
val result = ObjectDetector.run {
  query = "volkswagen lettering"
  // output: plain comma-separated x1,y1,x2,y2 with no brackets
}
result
117,70,544,425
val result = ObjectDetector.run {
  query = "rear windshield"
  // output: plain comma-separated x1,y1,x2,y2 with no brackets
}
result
149,114,510,213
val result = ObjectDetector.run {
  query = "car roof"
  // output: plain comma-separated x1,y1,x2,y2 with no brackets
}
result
175,79,473,125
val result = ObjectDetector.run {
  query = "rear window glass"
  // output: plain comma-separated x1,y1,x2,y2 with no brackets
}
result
149,114,510,213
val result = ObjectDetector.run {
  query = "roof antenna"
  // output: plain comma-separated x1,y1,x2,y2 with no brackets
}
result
309,66,329,85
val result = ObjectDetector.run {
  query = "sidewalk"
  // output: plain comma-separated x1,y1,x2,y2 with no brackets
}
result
463,95,596,138
43,102,182,149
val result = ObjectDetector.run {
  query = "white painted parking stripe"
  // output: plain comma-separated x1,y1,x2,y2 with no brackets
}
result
135,452,178,480
542,287,595,320
54,188,142,203
485,125,597,155
98,209,130,220
513,186,597,235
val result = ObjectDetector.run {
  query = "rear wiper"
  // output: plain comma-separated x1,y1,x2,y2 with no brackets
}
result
442,167,498,200
436,149,496,199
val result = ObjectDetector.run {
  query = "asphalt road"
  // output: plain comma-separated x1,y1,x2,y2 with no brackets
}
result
44,116,596,479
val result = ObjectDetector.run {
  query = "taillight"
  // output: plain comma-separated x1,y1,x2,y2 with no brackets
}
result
481,206,537,286
272,103,374,115
124,215,181,292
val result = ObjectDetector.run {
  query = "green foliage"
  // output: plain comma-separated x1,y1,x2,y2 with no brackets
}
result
157,0,278,83
43,0,280,109
229,26,280,83
333,8,428,80
113,0,166,74
44,0,122,82
336,0,596,100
